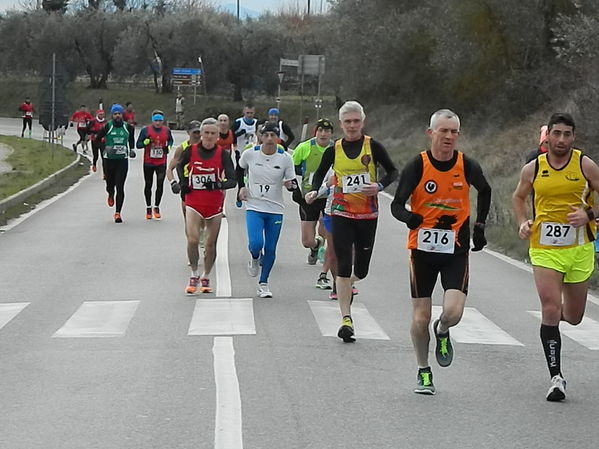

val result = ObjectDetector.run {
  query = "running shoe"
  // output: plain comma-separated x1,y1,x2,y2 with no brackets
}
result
145,208,152,220
114,212,122,223
546,375,566,402
247,257,259,277
153,207,161,220
307,236,324,265
433,319,453,367
352,285,359,296
186,276,199,294
257,283,272,298
317,245,326,264
328,291,338,300
199,278,212,293
91,164,97,173
72,143,77,152
337,315,355,343
316,273,332,289
414,368,436,395
107,195,114,207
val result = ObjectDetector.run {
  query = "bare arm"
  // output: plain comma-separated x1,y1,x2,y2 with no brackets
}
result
512,161,535,239
166,145,184,183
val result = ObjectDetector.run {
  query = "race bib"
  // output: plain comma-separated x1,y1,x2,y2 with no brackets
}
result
78,121,86,128
25,111,32,117
150,147,164,158
112,144,127,155
539,222,575,246
417,228,455,254
253,183,276,199
191,173,216,190
342,172,371,193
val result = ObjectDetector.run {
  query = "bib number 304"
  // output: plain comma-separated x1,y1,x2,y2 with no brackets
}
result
342,173,371,193
539,222,575,246
417,228,455,254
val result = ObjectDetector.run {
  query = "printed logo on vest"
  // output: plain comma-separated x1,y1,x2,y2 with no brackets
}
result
424,180,437,194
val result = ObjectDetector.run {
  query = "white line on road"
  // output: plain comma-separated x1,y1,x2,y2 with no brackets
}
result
528,311,599,350
0,302,30,330
308,300,390,340
216,216,232,297
213,337,243,449
52,300,140,338
433,306,524,346
188,298,256,336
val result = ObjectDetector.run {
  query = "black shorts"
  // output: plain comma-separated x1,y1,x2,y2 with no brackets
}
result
299,198,326,221
332,215,378,279
409,250,469,298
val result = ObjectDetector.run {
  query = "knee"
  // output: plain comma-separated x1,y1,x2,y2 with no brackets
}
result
412,310,432,331
541,302,562,323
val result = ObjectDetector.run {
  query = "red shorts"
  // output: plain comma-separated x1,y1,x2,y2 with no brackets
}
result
185,198,224,219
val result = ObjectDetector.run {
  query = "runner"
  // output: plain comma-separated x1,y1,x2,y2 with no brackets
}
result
217,114,234,151
237,121,297,298
136,110,174,220
178,118,236,294
306,101,398,342
123,102,137,129
175,92,185,130
87,109,106,174
94,104,136,223
513,112,599,402
292,118,335,286
525,125,549,163
233,104,258,153
268,107,295,150
69,105,94,154
18,97,35,138
391,108,491,395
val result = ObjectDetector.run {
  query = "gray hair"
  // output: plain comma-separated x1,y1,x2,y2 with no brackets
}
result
200,117,218,131
339,101,366,121
429,109,460,131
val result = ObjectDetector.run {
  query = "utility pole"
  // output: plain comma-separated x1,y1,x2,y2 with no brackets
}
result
307,0,310,15
237,0,240,22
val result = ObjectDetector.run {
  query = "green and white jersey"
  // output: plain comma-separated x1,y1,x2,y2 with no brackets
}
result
104,121,130,160
292,138,332,195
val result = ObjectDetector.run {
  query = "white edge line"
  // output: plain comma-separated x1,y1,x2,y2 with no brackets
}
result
213,336,243,449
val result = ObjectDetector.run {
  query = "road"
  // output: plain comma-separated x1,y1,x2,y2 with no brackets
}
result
1,118,599,449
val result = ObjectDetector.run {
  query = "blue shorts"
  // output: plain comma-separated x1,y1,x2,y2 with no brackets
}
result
322,213,332,233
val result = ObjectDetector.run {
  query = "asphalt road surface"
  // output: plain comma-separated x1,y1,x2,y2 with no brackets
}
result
1,118,599,449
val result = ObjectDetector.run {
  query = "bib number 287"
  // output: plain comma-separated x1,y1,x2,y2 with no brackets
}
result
540,223,575,246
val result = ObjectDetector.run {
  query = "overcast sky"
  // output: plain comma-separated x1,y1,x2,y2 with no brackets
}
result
0,0,329,14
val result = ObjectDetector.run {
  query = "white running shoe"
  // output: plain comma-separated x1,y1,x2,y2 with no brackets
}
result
546,375,566,401
257,283,272,298
307,235,324,265
247,257,259,277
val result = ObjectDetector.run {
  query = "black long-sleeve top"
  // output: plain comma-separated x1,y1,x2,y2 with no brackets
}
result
309,136,398,193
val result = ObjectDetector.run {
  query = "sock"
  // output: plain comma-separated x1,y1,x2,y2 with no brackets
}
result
540,324,562,378
437,319,449,335
192,270,199,278
418,366,431,372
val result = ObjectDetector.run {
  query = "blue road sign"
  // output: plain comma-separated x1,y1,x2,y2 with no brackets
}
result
172,68,202,75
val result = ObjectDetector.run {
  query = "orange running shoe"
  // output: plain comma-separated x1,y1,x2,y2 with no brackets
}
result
186,276,199,294
145,208,152,220
91,164,97,173
153,207,161,220
199,278,213,293
107,195,114,207
114,212,122,223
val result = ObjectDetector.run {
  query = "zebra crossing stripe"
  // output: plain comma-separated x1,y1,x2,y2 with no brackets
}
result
528,311,599,350
0,302,29,330
432,306,524,346
308,300,390,340
188,298,256,336
53,300,140,338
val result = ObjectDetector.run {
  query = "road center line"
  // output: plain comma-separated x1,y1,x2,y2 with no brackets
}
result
216,213,232,298
213,337,243,449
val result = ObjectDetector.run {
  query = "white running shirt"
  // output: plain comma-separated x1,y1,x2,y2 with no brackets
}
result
239,145,295,214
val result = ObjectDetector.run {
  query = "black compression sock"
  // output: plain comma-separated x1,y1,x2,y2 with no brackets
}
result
540,324,562,378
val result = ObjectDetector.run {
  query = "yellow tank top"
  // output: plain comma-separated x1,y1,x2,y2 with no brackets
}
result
531,149,595,249
331,136,378,219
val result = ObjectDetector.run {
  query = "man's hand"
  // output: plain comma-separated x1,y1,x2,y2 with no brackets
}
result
170,180,181,194
284,179,298,192
518,219,533,240
406,213,423,230
361,182,380,196
129,149,136,158
238,187,248,201
304,190,318,204
567,205,591,228
204,180,224,191
472,223,487,251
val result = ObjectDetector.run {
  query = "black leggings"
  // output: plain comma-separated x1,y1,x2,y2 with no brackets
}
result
21,117,32,134
105,159,128,213
143,164,167,207
91,141,105,169
331,215,378,279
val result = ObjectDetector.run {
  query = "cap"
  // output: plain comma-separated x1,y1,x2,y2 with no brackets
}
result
152,113,165,121
110,104,124,114
315,118,334,131
187,120,202,132
96,109,104,115
260,121,280,135
268,108,280,116
539,125,548,146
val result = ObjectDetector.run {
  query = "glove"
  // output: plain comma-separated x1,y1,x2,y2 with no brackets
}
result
163,146,170,155
285,178,299,192
204,180,224,191
129,149,136,158
69,122,73,127
170,180,181,194
292,187,303,204
143,138,151,146
406,213,423,230
472,223,487,251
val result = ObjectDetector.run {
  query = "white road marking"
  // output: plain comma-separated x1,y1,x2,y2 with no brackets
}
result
52,300,140,338
213,337,243,449
433,306,524,346
528,311,599,350
308,300,390,340
216,216,232,297
0,302,29,330
188,298,255,336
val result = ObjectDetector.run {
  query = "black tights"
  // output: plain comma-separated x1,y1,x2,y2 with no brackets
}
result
21,118,32,135
331,215,378,279
143,164,166,207
105,159,128,213
91,141,105,169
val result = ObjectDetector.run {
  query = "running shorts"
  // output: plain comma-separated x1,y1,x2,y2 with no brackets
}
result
332,215,377,279
185,200,223,220
409,249,469,298
529,242,594,283
322,213,332,234
299,198,326,222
